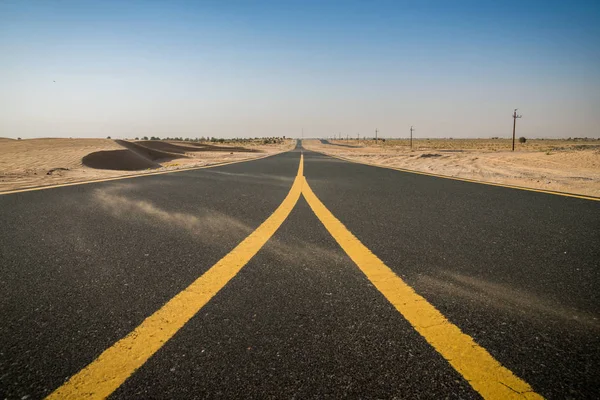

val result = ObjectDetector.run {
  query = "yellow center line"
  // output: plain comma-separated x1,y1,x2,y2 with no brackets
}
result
47,154,304,400
301,177,543,400
47,151,543,399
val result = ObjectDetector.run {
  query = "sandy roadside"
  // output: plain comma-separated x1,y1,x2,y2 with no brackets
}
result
302,139,600,198
0,138,295,192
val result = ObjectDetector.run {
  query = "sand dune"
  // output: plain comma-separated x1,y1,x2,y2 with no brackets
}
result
116,140,186,161
82,150,159,171
134,140,206,154
136,140,259,153
83,140,199,170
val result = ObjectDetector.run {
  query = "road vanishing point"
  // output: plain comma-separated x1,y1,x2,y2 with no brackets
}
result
1,141,598,399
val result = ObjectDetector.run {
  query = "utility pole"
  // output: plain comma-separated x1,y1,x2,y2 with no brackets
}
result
512,109,522,151
410,126,415,149
346,134,349,141
375,128,378,144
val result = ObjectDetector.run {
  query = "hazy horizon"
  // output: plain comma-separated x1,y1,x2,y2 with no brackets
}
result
1,0,599,140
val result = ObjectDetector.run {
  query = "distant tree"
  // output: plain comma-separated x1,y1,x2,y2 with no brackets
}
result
107,136,111,139
17,137,21,140
519,137,527,143
142,136,148,140
135,137,139,140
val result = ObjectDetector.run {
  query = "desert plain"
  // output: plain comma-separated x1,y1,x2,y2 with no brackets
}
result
0,137,293,192
302,138,600,197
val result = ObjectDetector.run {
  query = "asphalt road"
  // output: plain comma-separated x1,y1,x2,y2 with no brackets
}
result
1,142,598,399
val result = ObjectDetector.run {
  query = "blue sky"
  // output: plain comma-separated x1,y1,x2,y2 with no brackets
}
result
1,0,599,139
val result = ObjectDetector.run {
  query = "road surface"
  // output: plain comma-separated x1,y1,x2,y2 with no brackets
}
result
1,142,598,399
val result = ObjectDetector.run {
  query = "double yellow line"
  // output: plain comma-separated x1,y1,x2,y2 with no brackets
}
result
48,153,542,399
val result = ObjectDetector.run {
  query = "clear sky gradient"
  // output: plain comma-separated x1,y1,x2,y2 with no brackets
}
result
1,0,599,139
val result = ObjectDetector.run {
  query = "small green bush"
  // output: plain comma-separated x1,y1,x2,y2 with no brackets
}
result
519,137,526,143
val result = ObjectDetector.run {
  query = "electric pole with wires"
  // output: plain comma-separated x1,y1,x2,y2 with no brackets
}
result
410,126,415,149
512,109,522,151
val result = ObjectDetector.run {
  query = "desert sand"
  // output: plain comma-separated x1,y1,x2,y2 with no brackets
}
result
303,139,600,197
0,138,293,192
